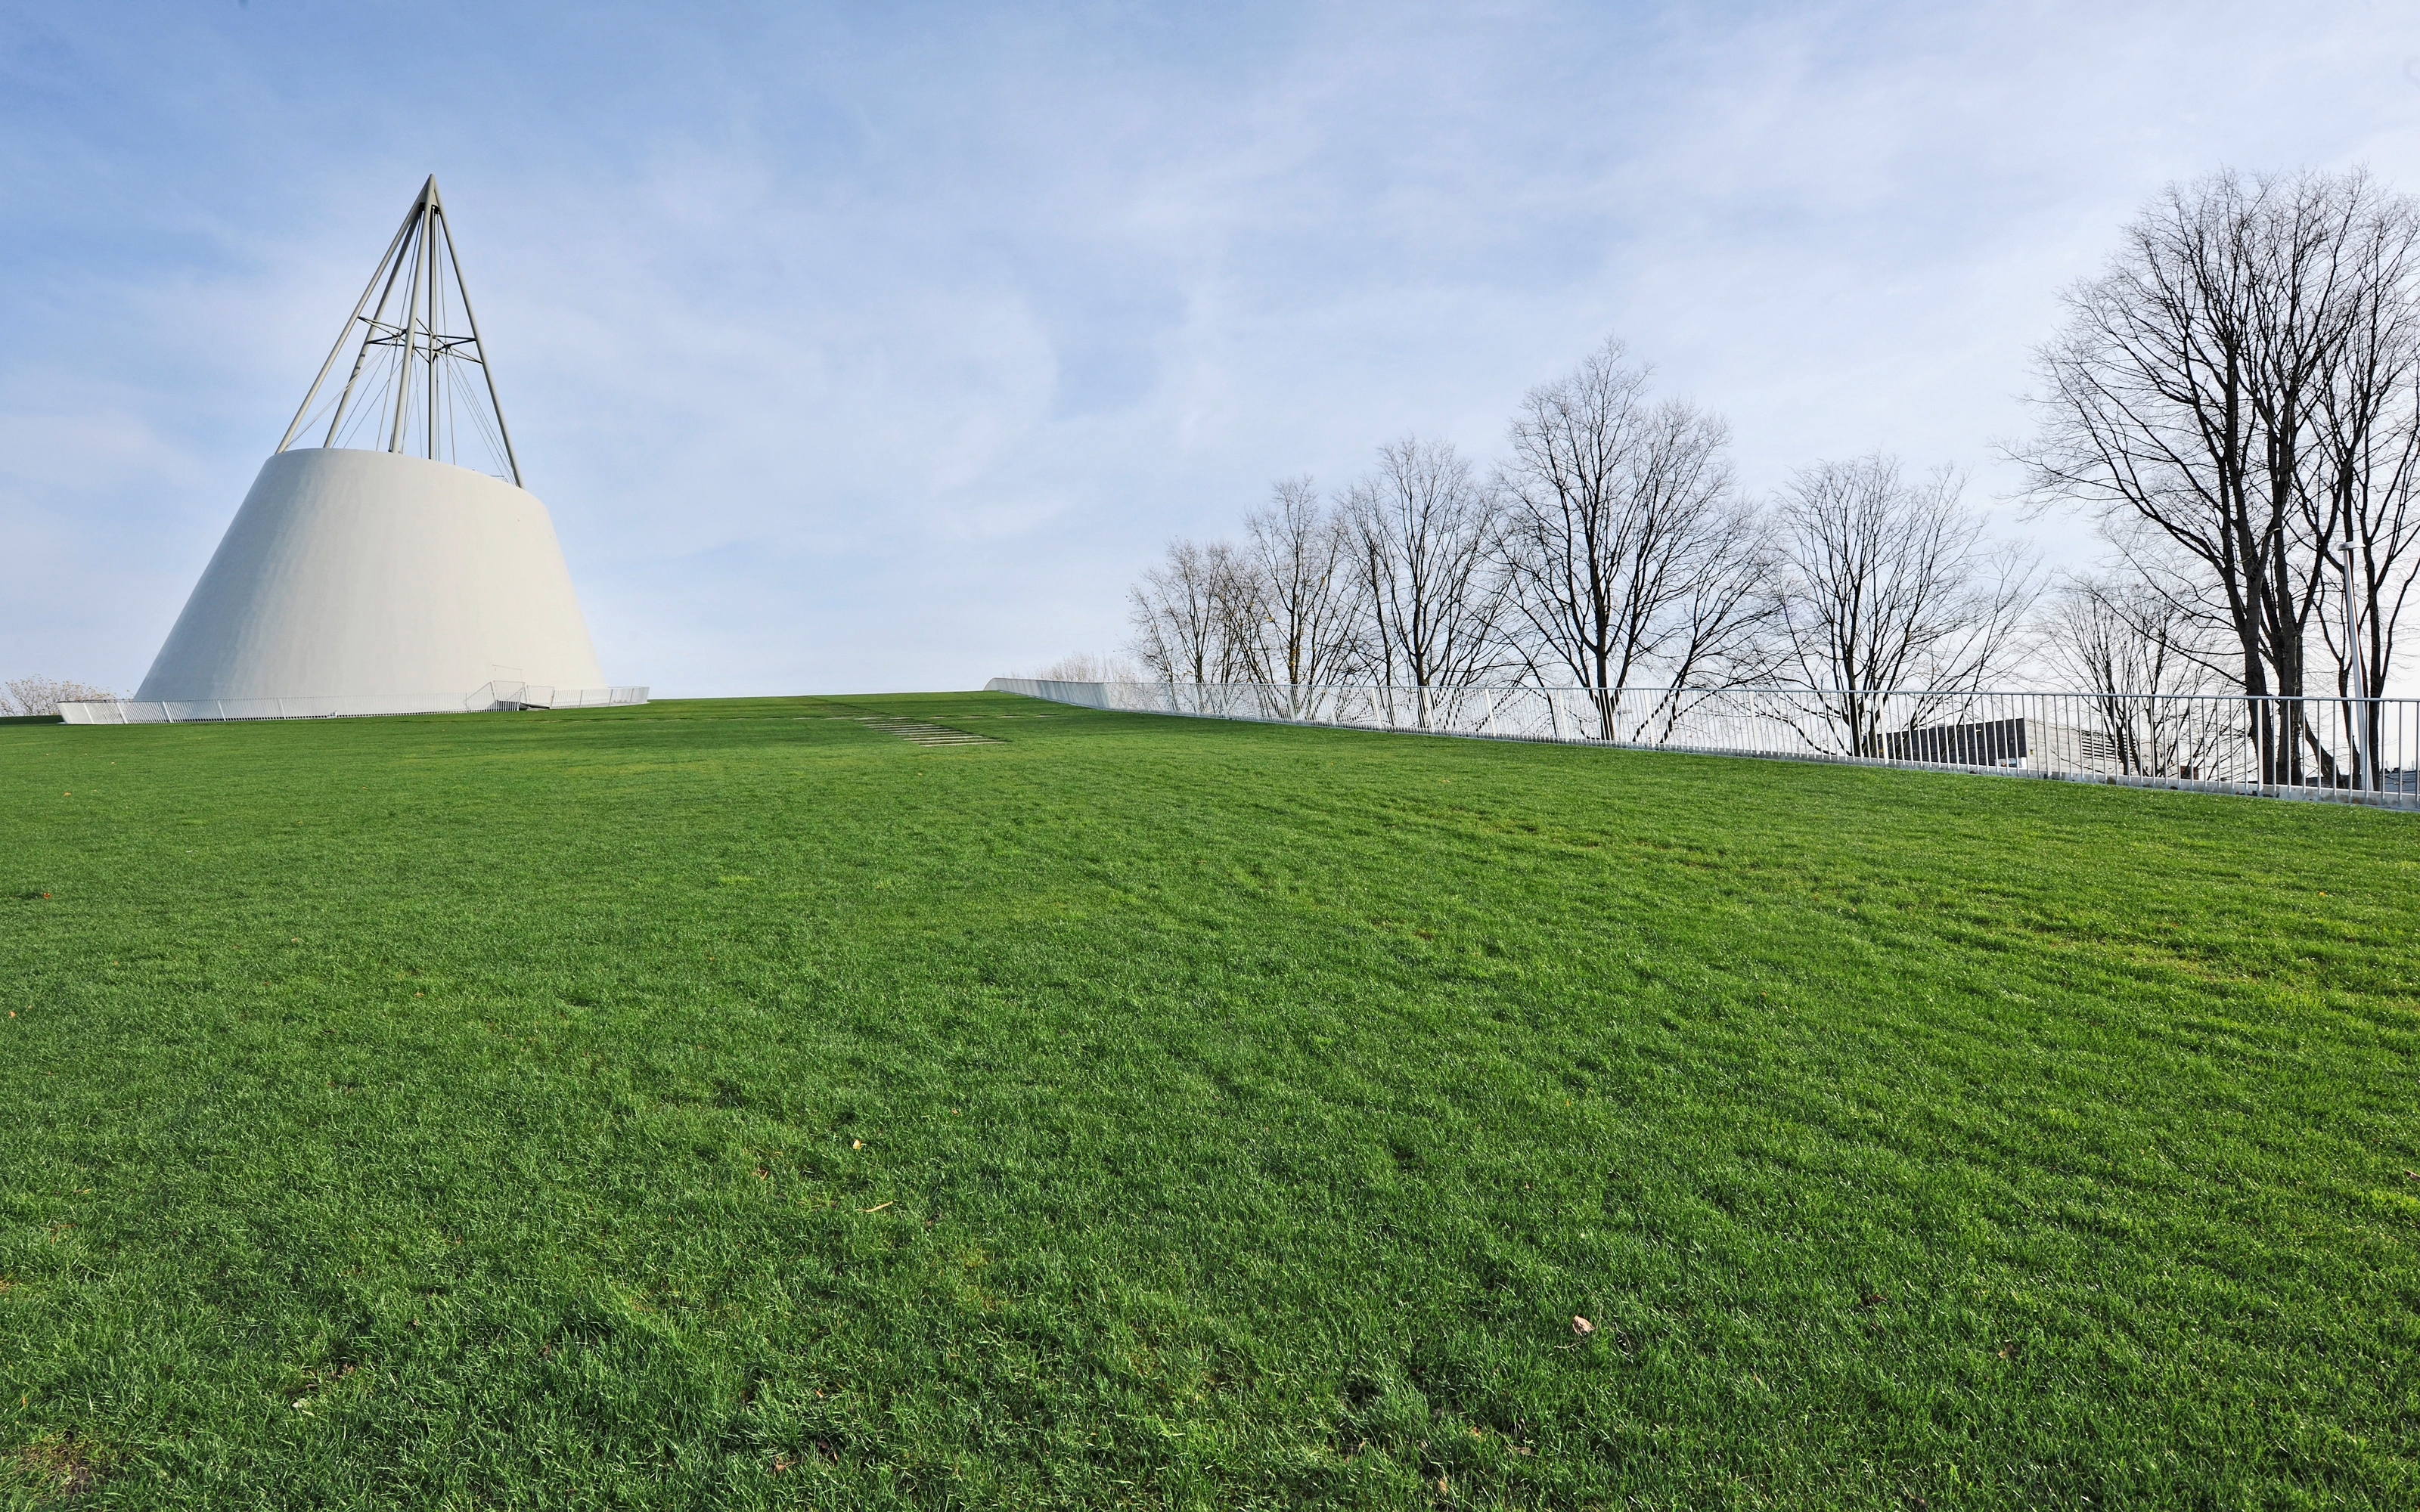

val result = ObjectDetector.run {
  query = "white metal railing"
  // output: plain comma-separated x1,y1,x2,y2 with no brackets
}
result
984,679,2420,810
55,683,649,725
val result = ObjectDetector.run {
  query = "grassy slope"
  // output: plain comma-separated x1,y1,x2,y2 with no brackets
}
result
1,692,2414,1510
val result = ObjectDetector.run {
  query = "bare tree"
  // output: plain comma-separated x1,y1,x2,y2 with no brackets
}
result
1127,538,1251,686
2043,572,2213,697
1495,339,1776,739
2041,573,2222,775
1343,436,1506,726
1208,542,1272,701
2021,168,2420,782
1229,477,1360,717
2308,197,2420,781
2,676,113,717
1776,456,2038,753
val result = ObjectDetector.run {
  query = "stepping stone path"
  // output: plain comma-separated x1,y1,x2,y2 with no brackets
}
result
854,717,999,747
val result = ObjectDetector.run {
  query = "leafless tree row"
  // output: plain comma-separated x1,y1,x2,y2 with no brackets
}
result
1125,339,2037,733
1112,166,2420,776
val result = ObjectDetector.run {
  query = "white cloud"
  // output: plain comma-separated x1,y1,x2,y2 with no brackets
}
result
6,1,2420,692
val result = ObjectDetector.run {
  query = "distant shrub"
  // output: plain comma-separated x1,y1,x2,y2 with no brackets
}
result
1033,652,1140,683
2,676,116,717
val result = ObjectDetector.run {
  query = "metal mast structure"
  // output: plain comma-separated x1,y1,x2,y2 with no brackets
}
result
276,176,524,487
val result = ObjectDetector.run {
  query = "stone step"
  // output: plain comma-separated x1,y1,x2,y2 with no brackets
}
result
855,717,1000,747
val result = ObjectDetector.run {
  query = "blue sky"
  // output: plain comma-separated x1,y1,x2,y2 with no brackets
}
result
7,1,2420,695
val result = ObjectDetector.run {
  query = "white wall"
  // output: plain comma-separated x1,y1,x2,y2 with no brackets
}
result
137,447,607,702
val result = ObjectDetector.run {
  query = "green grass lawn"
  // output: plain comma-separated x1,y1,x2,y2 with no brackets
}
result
2,692,2415,1509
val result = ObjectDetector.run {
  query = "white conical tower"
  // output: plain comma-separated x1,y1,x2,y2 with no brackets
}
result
126,177,631,720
